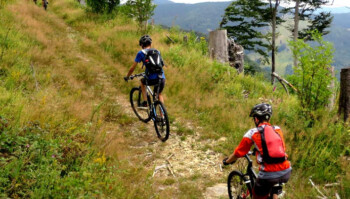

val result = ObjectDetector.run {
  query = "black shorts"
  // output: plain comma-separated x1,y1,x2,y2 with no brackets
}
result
253,170,291,197
141,78,165,94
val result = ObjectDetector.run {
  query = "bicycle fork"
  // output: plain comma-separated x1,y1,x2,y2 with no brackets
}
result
243,174,254,198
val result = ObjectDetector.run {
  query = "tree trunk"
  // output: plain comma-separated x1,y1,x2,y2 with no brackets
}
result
293,0,300,68
339,67,350,121
270,0,279,85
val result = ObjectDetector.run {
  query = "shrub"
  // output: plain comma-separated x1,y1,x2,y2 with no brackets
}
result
86,0,120,14
288,31,335,119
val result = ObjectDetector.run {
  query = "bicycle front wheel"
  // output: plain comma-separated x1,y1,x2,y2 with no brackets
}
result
228,171,251,199
130,87,151,123
153,101,170,142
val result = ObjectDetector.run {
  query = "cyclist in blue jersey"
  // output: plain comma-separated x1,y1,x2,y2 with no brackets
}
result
124,35,166,107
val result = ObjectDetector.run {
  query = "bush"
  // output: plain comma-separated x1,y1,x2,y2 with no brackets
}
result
86,0,120,14
288,31,335,119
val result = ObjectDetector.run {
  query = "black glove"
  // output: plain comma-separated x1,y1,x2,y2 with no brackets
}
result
223,157,235,166
223,157,230,166
124,76,129,82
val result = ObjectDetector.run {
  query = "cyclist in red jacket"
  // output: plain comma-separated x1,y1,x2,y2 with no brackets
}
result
223,103,291,199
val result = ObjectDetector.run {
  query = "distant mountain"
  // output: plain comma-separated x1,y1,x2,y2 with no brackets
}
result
318,7,350,14
152,2,350,74
324,12,350,72
153,2,231,33
154,0,174,4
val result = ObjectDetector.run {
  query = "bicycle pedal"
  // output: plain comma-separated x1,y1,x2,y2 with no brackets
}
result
137,107,149,110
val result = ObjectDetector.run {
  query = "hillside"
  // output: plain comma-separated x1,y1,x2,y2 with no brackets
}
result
153,2,230,33
153,2,350,74
0,0,349,198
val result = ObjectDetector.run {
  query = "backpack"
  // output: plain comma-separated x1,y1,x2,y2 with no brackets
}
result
258,125,286,164
142,48,164,75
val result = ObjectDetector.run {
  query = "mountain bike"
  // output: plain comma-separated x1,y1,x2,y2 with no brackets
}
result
227,150,284,199
125,73,170,142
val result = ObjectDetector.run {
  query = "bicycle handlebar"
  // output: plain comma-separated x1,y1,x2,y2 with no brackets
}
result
126,73,145,80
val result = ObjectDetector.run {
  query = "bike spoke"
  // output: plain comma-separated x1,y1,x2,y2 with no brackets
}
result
228,171,251,199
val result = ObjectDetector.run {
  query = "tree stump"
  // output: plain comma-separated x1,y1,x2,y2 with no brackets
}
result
228,38,244,74
339,67,350,121
209,30,228,63
183,35,188,43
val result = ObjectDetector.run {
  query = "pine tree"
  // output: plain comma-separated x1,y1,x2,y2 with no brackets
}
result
266,0,284,84
220,0,270,63
285,0,333,41
284,0,333,68
220,0,284,84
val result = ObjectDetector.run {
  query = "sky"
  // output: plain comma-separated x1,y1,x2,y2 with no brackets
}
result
169,0,350,7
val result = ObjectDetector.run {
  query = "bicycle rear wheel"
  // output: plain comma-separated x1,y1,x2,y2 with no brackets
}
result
228,171,251,199
130,87,151,123
153,101,170,142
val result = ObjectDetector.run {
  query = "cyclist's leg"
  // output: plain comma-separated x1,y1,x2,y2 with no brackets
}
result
254,170,291,199
140,78,148,103
271,170,291,199
154,78,165,104
252,178,272,199
153,79,165,119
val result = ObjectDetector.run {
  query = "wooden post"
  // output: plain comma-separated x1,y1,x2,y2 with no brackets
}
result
183,35,188,43
339,67,350,121
209,30,228,63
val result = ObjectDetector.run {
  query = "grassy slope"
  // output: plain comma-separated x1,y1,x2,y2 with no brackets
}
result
0,0,349,198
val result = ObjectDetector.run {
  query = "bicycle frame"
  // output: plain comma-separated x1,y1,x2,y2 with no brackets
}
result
242,152,258,196
130,73,163,121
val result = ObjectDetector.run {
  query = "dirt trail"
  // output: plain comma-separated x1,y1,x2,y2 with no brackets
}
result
67,19,229,199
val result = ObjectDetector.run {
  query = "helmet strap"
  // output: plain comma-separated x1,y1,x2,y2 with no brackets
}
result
254,117,260,127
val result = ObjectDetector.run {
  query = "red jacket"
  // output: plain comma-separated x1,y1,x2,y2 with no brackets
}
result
233,123,291,172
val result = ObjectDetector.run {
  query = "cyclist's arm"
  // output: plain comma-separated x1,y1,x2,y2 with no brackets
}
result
225,137,253,164
233,137,254,158
226,153,239,164
126,62,138,77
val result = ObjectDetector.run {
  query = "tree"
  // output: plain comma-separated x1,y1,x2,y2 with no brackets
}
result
125,0,156,33
284,0,333,68
221,0,284,84
266,0,284,84
220,0,270,63
298,11,333,40
86,0,120,14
